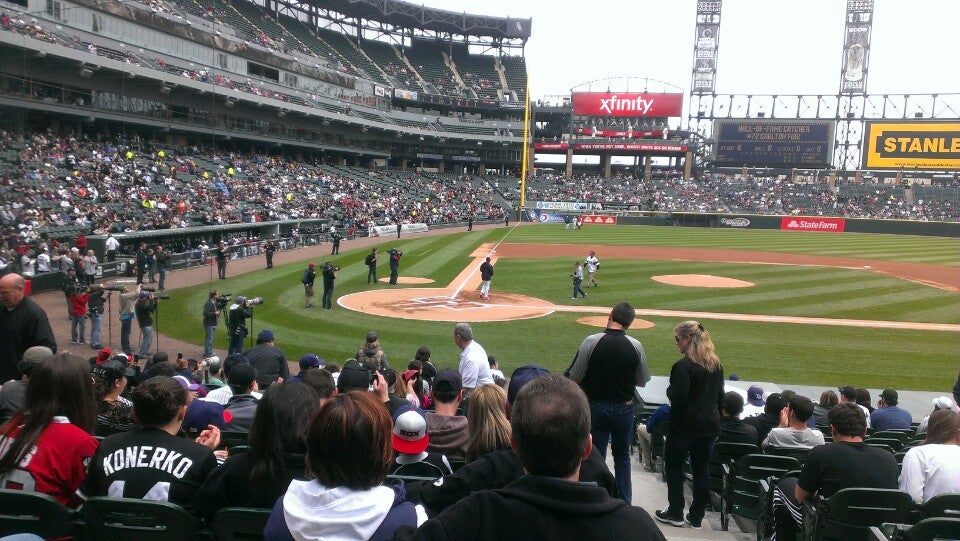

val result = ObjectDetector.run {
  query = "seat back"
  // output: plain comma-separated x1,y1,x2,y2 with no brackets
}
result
80,497,200,540
765,445,812,465
818,488,915,541
219,430,250,450
211,507,271,541
727,454,801,520
902,517,960,541
709,442,759,493
871,430,914,444
865,437,904,451
391,460,447,480
920,493,960,519
0,489,78,538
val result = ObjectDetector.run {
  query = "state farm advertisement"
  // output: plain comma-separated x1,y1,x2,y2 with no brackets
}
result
580,215,618,225
572,92,683,117
780,217,846,232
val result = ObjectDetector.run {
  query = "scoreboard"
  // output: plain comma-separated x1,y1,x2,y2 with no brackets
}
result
714,120,834,166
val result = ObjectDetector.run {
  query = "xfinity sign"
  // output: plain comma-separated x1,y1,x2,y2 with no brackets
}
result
572,92,683,117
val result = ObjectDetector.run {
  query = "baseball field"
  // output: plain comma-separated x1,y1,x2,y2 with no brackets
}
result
159,223,960,391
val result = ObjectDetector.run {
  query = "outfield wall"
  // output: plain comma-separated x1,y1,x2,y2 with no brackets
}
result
523,208,959,237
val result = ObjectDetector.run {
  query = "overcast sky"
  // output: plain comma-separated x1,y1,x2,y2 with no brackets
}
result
441,0,958,100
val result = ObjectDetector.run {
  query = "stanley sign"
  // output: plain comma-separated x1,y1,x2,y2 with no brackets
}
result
863,122,960,170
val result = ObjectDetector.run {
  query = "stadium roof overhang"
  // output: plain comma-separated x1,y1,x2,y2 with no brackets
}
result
308,0,531,40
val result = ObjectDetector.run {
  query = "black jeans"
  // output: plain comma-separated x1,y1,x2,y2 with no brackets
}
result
322,284,334,309
664,432,715,521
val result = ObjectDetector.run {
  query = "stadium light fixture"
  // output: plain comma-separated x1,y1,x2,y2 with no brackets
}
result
224,98,236,108
79,64,94,78
914,111,923,118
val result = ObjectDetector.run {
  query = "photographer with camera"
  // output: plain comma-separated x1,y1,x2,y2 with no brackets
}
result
117,283,141,355
227,296,259,355
322,262,339,309
388,248,403,286
301,263,316,308
202,290,224,358
135,290,157,359
87,284,106,349
68,283,89,345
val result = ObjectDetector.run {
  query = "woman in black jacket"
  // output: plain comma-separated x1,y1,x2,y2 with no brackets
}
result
655,321,725,529
195,381,319,518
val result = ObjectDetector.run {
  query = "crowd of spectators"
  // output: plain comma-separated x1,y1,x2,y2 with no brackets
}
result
520,172,959,221
0,129,510,273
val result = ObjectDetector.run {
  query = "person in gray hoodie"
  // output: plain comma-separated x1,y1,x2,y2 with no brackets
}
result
425,369,469,461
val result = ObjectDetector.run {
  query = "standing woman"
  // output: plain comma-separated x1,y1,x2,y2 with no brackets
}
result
0,353,99,507
656,321,724,529
83,249,98,285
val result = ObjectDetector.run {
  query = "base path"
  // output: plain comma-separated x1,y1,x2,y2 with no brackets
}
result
339,243,960,331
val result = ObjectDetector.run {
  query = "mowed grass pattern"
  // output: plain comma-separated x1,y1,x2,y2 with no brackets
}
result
159,224,960,391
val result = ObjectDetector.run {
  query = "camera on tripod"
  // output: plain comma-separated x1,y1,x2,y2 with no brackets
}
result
215,293,232,310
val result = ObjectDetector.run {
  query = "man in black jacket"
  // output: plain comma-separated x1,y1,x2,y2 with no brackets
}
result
719,391,759,445
395,375,666,541
0,273,57,381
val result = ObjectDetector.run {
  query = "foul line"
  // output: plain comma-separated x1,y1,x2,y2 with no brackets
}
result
479,302,960,332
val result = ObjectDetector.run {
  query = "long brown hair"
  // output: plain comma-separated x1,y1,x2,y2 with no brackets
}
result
466,385,512,461
674,320,720,372
0,354,97,474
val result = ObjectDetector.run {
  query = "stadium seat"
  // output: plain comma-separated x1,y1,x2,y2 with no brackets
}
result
919,493,960,520
79,497,200,540
211,507,271,541
801,488,915,541
0,489,79,539
709,442,759,495
889,517,960,541
765,446,813,465
865,437,904,452
721,454,801,531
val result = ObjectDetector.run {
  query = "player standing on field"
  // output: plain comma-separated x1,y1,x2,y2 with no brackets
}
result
479,257,494,300
585,251,600,287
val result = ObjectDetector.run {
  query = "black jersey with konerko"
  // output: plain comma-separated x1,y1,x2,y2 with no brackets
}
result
78,427,218,513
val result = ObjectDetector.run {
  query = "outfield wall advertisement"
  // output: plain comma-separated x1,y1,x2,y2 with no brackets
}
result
862,122,960,170
780,217,846,232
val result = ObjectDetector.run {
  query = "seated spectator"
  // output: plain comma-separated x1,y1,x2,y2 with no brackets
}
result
243,329,288,389
810,390,837,427
381,368,412,413
287,353,324,383
79,376,220,513
200,356,224,388
637,397,670,470
203,354,258,405
839,385,872,428
425,369,469,461
393,375,667,541
762,395,825,449
856,388,875,415
742,385,766,418
390,404,452,477
92,358,137,436
0,353,98,507
870,388,912,431
743,392,786,446
222,364,260,432
173,374,201,403
0,346,52,424
771,403,898,541
263,391,426,540
900,409,960,504
196,382,318,519
336,361,371,394
404,364,617,516
719,391,756,445
465,384,511,461
300,368,337,406
487,356,506,387
918,396,957,436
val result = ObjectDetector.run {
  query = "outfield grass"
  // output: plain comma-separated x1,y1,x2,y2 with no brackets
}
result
159,224,960,391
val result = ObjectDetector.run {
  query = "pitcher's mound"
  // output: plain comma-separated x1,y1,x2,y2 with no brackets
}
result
652,274,755,288
377,277,436,284
577,316,655,329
